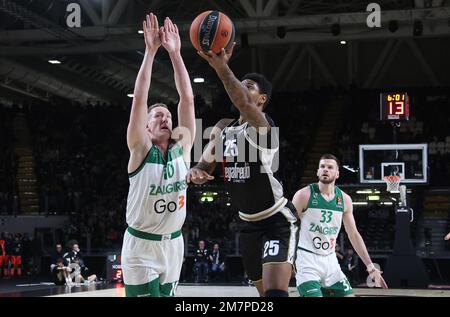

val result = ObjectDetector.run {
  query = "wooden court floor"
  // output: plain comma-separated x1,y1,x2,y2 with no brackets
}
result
47,284,450,297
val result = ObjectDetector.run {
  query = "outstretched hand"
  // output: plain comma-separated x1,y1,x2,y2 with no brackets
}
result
160,17,181,54
186,167,214,185
143,13,161,53
445,232,450,240
197,42,236,72
369,268,388,289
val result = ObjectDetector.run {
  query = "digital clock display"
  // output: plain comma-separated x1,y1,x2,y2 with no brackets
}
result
380,93,410,121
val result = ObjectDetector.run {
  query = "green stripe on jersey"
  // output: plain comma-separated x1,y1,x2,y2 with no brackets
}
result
127,227,182,241
128,144,184,178
147,144,183,165
306,183,345,212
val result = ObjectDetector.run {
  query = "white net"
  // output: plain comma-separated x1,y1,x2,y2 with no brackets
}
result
384,175,401,193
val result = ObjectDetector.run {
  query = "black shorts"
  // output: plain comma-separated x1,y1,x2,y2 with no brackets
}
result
238,201,300,281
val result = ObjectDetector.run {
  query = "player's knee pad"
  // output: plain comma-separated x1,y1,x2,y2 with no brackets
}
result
264,289,289,297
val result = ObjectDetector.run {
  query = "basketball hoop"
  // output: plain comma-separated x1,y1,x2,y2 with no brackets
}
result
384,175,401,193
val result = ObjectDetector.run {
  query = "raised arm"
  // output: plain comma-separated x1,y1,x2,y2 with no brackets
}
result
198,46,270,129
186,118,233,185
127,13,160,168
342,193,388,289
160,17,195,154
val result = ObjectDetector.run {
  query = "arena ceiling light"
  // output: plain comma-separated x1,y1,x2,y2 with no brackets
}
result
340,40,346,45
48,60,61,64
127,93,134,98
193,77,205,83
202,191,217,196
342,165,357,173
138,30,144,34
356,189,380,194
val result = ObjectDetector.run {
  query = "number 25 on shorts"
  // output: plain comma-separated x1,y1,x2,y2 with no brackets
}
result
263,240,280,258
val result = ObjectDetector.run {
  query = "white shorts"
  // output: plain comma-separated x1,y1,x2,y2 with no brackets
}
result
121,229,184,286
295,248,347,288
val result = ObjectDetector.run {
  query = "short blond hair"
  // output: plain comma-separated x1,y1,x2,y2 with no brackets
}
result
148,103,168,114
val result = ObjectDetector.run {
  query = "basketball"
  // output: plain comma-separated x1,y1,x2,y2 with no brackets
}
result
189,11,235,54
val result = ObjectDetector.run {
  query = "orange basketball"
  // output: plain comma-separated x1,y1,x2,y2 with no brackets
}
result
189,11,235,54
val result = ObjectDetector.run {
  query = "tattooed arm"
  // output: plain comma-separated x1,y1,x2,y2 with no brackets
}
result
186,118,233,185
197,45,270,130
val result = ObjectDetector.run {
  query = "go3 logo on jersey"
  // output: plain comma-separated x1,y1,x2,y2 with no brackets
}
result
154,196,185,213
312,236,335,251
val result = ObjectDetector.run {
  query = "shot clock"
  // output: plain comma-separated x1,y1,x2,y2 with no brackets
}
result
380,92,410,121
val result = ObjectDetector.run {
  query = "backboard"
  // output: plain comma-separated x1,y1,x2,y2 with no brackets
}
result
359,144,428,184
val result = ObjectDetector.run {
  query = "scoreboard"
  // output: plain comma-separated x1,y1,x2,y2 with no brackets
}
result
380,92,410,121
106,253,122,282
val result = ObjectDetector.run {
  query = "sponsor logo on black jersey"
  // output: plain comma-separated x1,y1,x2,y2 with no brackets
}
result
224,163,250,181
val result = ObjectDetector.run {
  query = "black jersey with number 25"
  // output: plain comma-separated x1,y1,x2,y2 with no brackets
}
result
220,113,285,215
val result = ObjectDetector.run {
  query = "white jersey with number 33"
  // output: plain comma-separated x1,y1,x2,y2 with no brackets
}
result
298,183,344,256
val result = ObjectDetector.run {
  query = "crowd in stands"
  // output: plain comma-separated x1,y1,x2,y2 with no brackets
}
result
0,231,99,285
49,240,97,285
0,104,17,213
1,88,449,257
351,204,396,251
183,193,239,254
0,231,43,278
28,102,130,250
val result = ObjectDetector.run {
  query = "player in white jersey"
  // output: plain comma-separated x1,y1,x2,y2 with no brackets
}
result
293,154,388,297
121,13,195,297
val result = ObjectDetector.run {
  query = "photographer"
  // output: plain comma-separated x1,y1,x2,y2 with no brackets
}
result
193,240,209,283
63,241,97,284
52,258,72,286
209,243,226,281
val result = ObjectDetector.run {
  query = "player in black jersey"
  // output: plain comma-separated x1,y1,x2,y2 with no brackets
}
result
186,44,299,297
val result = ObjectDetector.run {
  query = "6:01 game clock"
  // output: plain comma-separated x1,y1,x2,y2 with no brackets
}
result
379,92,410,121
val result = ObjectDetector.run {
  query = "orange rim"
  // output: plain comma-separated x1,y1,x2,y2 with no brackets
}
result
384,175,401,182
